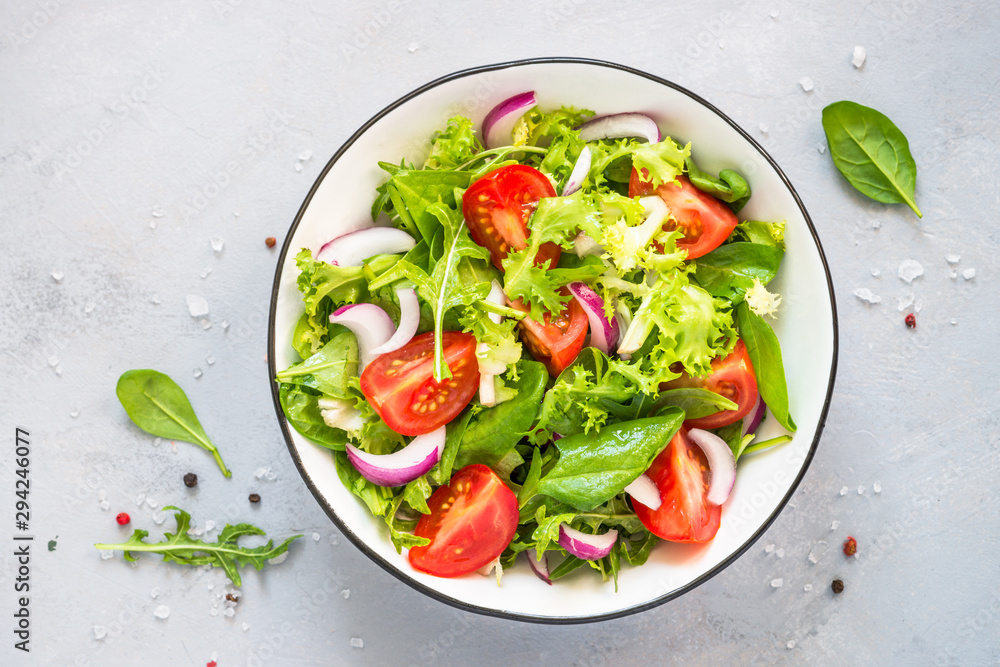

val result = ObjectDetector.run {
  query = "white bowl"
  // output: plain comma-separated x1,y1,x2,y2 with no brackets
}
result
268,58,838,623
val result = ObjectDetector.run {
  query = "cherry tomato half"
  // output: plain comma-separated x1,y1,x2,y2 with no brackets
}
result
462,164,561,270
634,428,721,543
629,170,738,259
662,339,758,430
359,331,479,436
508,292,588,377
408,464,519,577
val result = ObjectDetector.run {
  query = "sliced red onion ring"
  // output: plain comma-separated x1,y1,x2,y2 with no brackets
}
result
578,112,661,144
345,426,445,487
558,524,618,561
478,280,508,407
317,227,415,266
370,287,419,356
562,145,592,195
482,91,536,149
742,396,767,436
687,428,737,506
624,473,661,510
526,548,552,585
567,282,620,354
330,303,395,369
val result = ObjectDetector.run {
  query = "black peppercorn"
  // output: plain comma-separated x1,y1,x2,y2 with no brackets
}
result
831,579,844,594
183,472,198,488
249,493,261,504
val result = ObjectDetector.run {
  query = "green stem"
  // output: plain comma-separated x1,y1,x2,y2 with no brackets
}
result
145,393,231,477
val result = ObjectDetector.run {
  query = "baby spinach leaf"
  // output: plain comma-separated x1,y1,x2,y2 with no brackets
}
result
116,369,231,477
734,302,796,432
693,242,784,301
277,383,349,451
685,157,751,212
274,329,358,399
652,387,738,420
94,507,300,587
537,410,684,511
377,166,474,245
821,100,921,218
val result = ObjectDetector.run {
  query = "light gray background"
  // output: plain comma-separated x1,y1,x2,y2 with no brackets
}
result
2,1,998,665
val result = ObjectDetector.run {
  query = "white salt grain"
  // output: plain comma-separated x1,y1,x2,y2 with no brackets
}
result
52,270,64,283
804,584,813,592
48,355,58,367
852,46,867,68
200,319,212,330
150,587,161,599
946,254,961,264
149,220,157,230
870,268,881,278
98,490,107,501
136,493,146,506
193,368,203,379
255,467,268,479
268,552,288,566
808,541,828,564
897,294,914,312
154,606,170,620
152,294,161,305
799,76,814,92
962,268,976,280
408,42,419,52
776,548,785,558
340,589,350,599
350,638,364,649
771,578,784,588
210,608,219,617
224,608,235,618
839,486,849,496
153,437,163,447
897,259,924,284
873,481,882,494
70,409,80,418
818,144,826,154
950,318,958,325
151,208,165,218
787,640,796,650
294,163,303,172
770,8,780,18
312,533,321,542
187,295,209,317
329,534,340,546
765,543,775,553
858,485,865,495
99,500,110,511
210,236,224,253
146,498,158,509
94,626,107,640
759,122,768,133
200,268,213,279
831,520,840,530
242,622,250,632
221,320,230,330
853,288,881,304
85,301,96,313
205,520,217,532
298,150,313,161
206,354,215,365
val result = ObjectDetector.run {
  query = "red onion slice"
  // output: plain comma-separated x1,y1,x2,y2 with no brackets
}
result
562,145,592,195
578,112,661,144
330,303,395,369
345,426,445,487
624,473,661,510
370,287,419,356
526,549,552,585
482,92,537,149
567,282,620,354
558,524,618,561
317,227,415,267
687,428,737,506
742,396,767,436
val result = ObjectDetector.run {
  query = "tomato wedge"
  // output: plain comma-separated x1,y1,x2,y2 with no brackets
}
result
629,170,737,259
359,331,479,436
634,428,721,543
662,339,758,430
508,293,588,376
408,464,519,577
462,164,561,270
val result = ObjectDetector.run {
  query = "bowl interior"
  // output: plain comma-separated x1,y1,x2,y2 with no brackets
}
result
269,59,837,622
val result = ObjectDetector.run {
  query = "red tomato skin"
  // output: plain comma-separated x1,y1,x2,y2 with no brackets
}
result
359,331,479,436
629,170,737,259
634,428,721,543
462,164,561,270
663,340,759,430
508,293,588,376
408,464,519,577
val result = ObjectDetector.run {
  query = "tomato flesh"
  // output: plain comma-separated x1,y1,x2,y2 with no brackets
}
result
408,464,519,577
508,292,588,376
629,170,737,259
462,164,561,270
634,428,721,543
662,339,758,430
359,331,479,436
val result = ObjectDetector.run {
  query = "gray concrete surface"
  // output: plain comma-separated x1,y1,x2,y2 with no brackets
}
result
2,1,998,665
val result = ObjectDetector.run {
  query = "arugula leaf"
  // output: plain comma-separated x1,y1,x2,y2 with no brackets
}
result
734,302,796,432
536,410,684,511
94,507,301,587
692,242,785,302
116,369,231,478
821,100,921,218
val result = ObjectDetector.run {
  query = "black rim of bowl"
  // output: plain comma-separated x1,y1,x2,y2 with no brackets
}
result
267,56,839,625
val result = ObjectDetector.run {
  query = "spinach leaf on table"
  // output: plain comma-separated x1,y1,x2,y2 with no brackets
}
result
734,302,796,432
821,100,922,218
693,242,785,302
116,369,231,477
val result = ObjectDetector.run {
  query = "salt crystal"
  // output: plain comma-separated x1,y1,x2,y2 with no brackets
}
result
298,150,313,161
312,532,320,542
242,622,250,632
804,584,813,591
776,548,785,558
153,437,162,447
208,583,215,591
85,301,96,313
852,46,867,68
210,236,224,253
48,356,58,367
786,640,796,649
150,587,161,599
769,8,780,18
294,163,303,172
340,589,350,599
872,218,881,229
799,76,814,92
187,295,210,317
950,270,958,280
268,552,288,565
718,40,725,49
945,253,960,264
100,550,115,560
200,319,212,330
873,481,882,494
221,320,230,330
52,270,64,283
870,268,881,277
94,626,107,640
350,638,364,649
149,220,157,230
831,520,840,530
759,122,768,133
206,354,215,365
201,268,213,279
962,268,976,280
265,469,277,481
839,486,848,496
408,42,419,52
897,259,924,284
193,368,203,379
950,318,958,325
136,493,146,506
765,544,775,553
897,294,914,312
152,294,161,305
146,498,158,509
70,409,80,418
55,366,63,376
857,485,865,495
818,144,827,154
771,578,784,588
329,534,340,546
205,520,217,532
224,607,235,618
151,207,165,218
853,288,881,304
187,526,204,537
255,467,268,479
808,541,828,564
98,490,107,501
210,608,219,617
100,500,110,511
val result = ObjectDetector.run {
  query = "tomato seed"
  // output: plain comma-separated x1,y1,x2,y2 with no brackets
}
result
831,579,845,594
842,536,857,556
904,313,916,329
116,512,131,526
